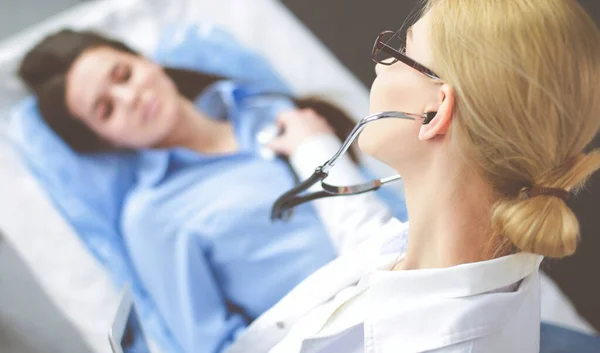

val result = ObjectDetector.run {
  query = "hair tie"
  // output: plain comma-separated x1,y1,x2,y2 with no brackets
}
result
521,187,569,201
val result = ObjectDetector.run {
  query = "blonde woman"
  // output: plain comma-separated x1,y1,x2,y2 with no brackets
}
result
226,0,600,352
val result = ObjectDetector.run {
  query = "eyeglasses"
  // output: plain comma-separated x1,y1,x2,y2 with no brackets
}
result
372,30,441,80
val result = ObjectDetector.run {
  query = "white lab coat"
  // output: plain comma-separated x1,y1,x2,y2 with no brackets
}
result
226,135,543,353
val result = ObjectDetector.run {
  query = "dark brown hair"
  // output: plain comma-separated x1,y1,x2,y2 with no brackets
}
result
18,29,358,162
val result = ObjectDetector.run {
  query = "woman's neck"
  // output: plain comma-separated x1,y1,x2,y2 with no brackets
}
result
393,152,496,271
159,97,238,154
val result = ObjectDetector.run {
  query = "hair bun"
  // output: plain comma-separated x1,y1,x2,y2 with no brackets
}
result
490,195,579,258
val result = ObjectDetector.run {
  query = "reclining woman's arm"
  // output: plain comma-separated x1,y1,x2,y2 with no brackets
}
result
271,109,402,254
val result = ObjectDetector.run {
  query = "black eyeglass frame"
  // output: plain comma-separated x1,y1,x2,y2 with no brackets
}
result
372,30,441,81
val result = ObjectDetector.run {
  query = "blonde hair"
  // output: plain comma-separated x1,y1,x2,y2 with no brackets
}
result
425,0,600,258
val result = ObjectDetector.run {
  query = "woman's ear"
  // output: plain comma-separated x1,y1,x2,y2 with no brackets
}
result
418,84,455,141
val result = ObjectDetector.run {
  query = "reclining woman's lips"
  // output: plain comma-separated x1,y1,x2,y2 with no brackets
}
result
143,98,159,122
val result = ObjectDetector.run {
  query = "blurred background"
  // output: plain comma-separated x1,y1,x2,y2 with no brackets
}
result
0,1,598,352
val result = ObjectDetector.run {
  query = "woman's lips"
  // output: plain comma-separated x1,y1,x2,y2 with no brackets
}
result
143,98,159,122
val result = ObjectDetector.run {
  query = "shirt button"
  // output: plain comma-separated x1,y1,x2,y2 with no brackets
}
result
276,321,285,329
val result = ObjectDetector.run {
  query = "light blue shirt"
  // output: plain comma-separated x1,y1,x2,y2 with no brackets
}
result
121,81,337,353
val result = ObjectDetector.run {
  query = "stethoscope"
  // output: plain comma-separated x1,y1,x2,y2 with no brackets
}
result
270,110,437,221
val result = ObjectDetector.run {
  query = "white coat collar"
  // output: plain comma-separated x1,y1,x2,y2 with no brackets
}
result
369,252,543,300
365,252,543,352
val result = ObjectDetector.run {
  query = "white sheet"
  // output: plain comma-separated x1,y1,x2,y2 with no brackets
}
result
0,1,594,353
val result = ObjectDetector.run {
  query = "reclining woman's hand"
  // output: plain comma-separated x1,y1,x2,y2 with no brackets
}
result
268,108,335,157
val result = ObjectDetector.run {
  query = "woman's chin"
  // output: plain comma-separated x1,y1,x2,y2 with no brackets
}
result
357,126,381,160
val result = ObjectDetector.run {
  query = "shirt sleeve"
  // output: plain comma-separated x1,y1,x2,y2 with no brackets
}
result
289,134,398,254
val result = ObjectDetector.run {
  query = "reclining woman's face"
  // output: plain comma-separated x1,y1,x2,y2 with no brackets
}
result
65,46,181,149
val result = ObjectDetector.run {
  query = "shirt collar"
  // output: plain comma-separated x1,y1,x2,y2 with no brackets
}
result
370,252,542,300
134,80,290,187
136,147,209,187
365,229,543,352
372,222,543,299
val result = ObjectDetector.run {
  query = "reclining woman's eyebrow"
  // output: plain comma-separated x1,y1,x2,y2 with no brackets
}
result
407,26,413,41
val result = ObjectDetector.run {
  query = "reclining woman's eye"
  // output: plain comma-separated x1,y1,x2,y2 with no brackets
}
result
112,63,131,83
98,101,114,121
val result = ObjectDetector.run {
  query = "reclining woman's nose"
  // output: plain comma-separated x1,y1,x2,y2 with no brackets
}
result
110,85,140,109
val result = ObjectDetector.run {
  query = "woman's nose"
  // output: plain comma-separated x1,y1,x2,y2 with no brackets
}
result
110,85,139,109
375,59,398,76
375,62,386,76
